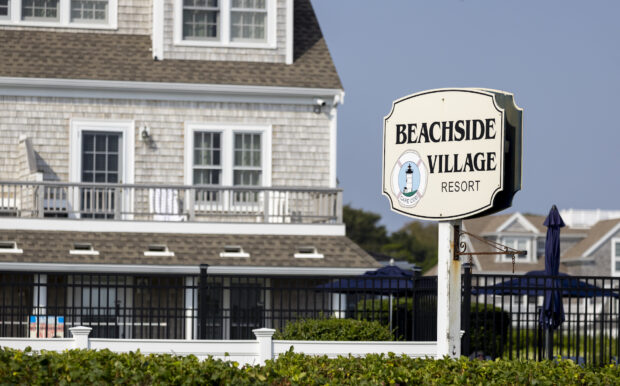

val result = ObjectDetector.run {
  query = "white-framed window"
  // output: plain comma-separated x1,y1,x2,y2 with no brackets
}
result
499,236,532,263
612,238,620,276
0,0,116,29
174,0,276,48
184,122,272,207
185,122,272,187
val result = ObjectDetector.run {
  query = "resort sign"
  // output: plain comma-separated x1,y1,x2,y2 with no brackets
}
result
382,88,522,220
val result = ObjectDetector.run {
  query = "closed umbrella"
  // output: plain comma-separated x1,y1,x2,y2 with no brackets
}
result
541,205,565,358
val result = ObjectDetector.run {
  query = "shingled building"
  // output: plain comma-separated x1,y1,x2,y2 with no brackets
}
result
0,0,380,340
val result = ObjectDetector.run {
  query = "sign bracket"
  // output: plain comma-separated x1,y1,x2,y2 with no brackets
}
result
454,230,527,273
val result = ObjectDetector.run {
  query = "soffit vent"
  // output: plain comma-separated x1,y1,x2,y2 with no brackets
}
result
294,246,323,259
0,241,23,254
220,245,250,258
69,242,99,255
144,244,175,257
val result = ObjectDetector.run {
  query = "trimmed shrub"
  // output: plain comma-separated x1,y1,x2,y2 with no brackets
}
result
468,303,511,358
273,317,394,341
2,347,620,385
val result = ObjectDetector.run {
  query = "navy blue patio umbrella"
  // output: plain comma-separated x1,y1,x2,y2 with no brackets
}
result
471,270,618,298
541,205,565,331
316,265,413,294
541,205,565,359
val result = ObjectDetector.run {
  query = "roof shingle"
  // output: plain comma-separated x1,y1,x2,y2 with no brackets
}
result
0,0,342,89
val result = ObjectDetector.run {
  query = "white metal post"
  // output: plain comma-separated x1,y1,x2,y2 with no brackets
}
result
436,220,462,358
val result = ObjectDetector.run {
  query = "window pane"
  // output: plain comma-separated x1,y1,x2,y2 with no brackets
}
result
83,154,93,171
71,0,109,23
183,0,219,40
0,0,9,17
22,0,58,20
616,242,620,257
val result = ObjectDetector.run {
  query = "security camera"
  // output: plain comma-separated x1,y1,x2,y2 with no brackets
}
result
140,125,151,140
313,98,327,114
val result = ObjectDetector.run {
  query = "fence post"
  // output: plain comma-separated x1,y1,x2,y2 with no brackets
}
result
70,326,92,349
461,262,472,357
253,328,275,365
411,266,421,340
198,264,209,339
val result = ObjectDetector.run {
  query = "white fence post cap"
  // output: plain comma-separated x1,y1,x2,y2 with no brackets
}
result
69,326,93,336
252,328,276,338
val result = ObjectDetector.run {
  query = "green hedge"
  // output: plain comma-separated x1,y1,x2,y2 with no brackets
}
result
2,347,620,385
273,317,394,341
468,303,511,358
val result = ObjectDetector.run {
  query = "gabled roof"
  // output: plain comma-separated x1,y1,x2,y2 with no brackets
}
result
0,230,379,270
462,212,586,274
562,218,620,260
0,0,342,90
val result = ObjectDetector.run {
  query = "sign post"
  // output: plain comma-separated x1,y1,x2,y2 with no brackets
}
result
382,88,522,358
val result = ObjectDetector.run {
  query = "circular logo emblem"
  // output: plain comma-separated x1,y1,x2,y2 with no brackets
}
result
391,151,428,208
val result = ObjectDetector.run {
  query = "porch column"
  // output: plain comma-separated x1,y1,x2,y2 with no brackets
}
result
185,276,197,340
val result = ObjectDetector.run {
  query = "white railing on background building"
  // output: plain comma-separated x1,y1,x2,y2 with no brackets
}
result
0,181,343,224
0,327,437,366
560,209,620,229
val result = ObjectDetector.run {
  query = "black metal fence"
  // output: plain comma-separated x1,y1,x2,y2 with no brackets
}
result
2,267,619,366
0,267,430,341
462,267,620,365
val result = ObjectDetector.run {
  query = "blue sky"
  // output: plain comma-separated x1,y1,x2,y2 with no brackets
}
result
311,0,620,232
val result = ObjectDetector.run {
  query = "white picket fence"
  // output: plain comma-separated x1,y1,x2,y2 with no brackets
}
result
0,326,437,366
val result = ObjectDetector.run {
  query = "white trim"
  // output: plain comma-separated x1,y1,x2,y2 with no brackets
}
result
294,253,323,259
496,213,539,234
0,249,23,254
220,252,250,258
152,0,164,60
0,77,344,106
0,218,346,236
144,251,175,257
328,106,337,188
0,0,117,30
184,122,272,188
173,0,277,49
285,0,293,64
0,262,374,275
69,250,100,256
583,221,620,258
612,238,620,277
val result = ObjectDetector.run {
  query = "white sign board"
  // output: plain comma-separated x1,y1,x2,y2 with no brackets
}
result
383,89,505,220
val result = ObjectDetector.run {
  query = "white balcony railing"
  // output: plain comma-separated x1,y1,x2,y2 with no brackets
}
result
0,181,343,224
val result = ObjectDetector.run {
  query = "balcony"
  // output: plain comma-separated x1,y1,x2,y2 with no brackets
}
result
0,181,343,224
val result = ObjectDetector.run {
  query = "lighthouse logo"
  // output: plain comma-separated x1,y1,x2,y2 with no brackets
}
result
391,150,428,208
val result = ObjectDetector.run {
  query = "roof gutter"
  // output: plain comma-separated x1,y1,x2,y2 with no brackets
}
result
0,76,345,106
0,262,372,276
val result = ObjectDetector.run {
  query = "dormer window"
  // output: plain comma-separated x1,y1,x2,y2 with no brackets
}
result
294,246,323,259
69,242,99,255
220,245,250,258
175,0,275,48
144,244,175,257
0,0,116,28
0,241,23,254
